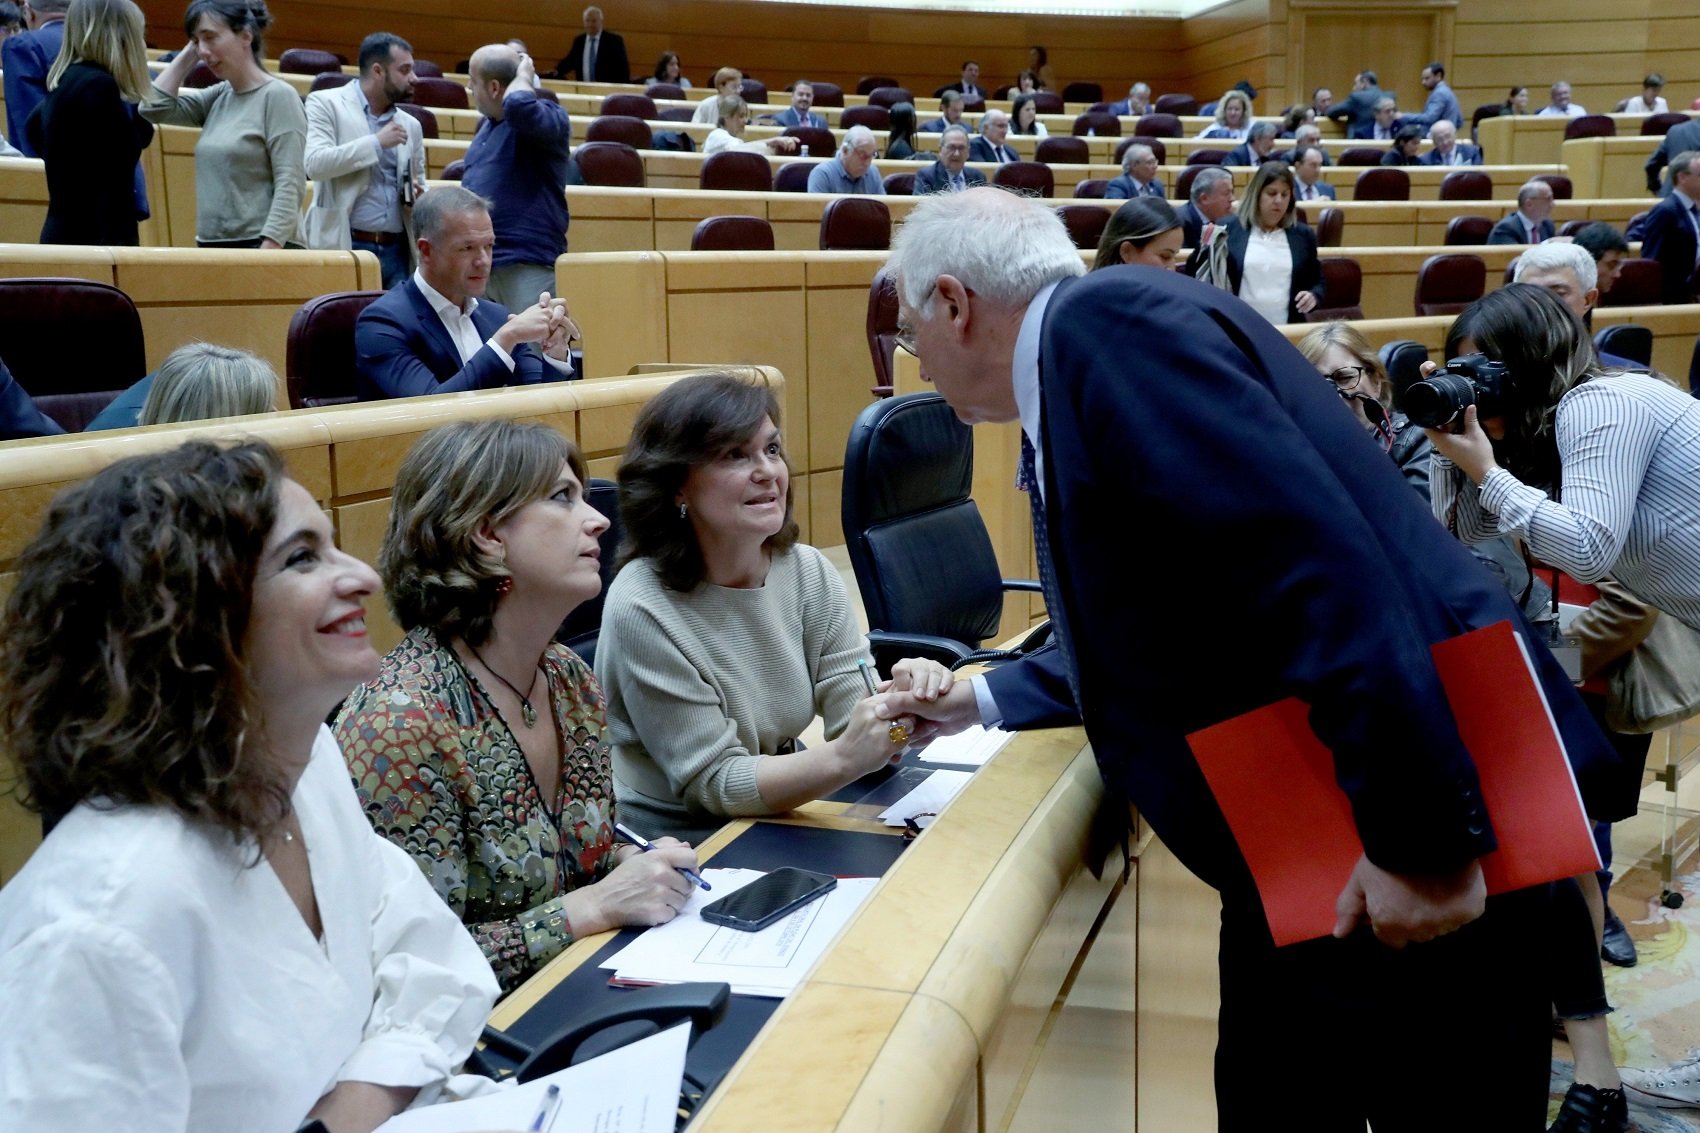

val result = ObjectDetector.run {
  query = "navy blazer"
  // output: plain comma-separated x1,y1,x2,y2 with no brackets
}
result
1293,179,1336,202
552,31,629,83
1418,144,1484,167
1639,193,1700,304
0,358,62,441
1487,214,1555,245
968,136,1018,164
1646,119,1700,194
982,269,1619,890
355,279,552,400
1184,216,1324,323
773,108,826,130
1325,85,1385,140
1104,173,1164,200
912,161,987,194
1176,200,1208,249
3,18,61,154
1223,141,1269,167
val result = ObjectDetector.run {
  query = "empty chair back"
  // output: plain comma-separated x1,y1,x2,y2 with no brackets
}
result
1413,253,1486,316
783,125,835,156
1135,113,1182,139
1559,219,1596,237
1309,258,1364,320
1153,93,1198,117
867,86,913,109
1533,173,1573,199
1189,148,1228,165
599,93,657,119
0,279,146,430
1313,207,1345,248
1601,259,1664,307
1354,167,1410,201
882,171,915,195
309,71,354,93
585,115,652,148
773,161,814,192
1174,164,1210,201
857,75,898,95
866,268,900,395
820,197,892,250
1563,114,1616,140
657,107,696,122
1439,170,1493,200
1338,146,1386,167
1380,340,1431,404
1444,215,1493,245
994,160,1054,197
1056,204,1111,250
285,290,385,409
573,141,646,187
700,151,773,191
809,82,845,107
1643,112,1689,136
842,105,890,131
1071,112,1121,137
1471,103,1502,143
1594,324,1653,366
1063,82,1103,103
412,77,468,109
645,82,685,101
739,79,768,104
552,479,623,667
1072,178,1108,199
1031,92,1065,114
690,216,775,251
1035,136,1090,164
1116,135,1166,165
413,60,444,78
279,48,343,75
396,103,438,139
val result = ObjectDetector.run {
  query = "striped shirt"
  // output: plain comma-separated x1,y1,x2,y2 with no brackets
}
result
1433,371,1700,630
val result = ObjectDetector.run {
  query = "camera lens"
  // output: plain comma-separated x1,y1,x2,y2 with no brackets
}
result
1400,373,1477,429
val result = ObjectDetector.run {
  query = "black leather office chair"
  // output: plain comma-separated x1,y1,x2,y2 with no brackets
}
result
1594,324,1653,367
842,392,1049,675
554,478,623,668
1379,340,1431,406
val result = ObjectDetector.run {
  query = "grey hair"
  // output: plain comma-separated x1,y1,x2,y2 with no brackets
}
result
1513,241,1598,293
839,124,877,156
981,108,1009,128
1131,81,1150,99
1429,120,1457,141
1121,143,1153,172
1517,178,1554,206
1189,165,1232,202
415,185,491,242
940,90,964,110
887,188,1085,315
138,343,276,427
1374,97,1397,113
940,123,971,146
1248,121,1277,142
1294,123,1321,144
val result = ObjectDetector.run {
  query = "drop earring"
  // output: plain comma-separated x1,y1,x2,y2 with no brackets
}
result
678,502,688,519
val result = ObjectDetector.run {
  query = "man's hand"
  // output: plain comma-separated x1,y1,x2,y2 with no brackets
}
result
1332,855,1486,948
376,119,408,149
513,53,538,91
877,679,981,744
534,290,582,359
492,303,557,352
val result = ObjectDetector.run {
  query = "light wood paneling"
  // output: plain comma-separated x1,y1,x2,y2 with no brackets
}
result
1182,0,1282,110
1287,0,1454,124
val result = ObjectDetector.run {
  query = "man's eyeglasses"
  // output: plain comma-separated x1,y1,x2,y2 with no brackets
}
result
894,283,937,357
1325,365,1367,391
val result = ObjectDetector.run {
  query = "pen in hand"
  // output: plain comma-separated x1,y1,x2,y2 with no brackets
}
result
613,821,711,891
859,659,909,745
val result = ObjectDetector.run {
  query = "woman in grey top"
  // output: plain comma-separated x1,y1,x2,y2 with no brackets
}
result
596,372,951,842
142,0,304,248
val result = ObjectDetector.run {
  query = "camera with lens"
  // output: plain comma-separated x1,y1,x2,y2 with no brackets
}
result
1398,353,1510,429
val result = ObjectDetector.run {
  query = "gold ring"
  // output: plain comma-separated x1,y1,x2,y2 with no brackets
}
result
888,723,910,745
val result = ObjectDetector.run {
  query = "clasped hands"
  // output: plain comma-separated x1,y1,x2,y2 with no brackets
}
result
498,290,582,361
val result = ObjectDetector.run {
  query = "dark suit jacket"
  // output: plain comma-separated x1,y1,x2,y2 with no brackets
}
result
0,357,62,441
982,269,1618,891
968,136,1018,164
24,63,154,246
355,280,551,400
2,17,61,154
1276,146,1332,166
1177,200,1208,248
939,82,986,102
1487,214,1555,245
1639,193,1700,303
1293,179,1336,202
1104,174,1164,199
912,161,987,194
1418,144,1484,166
1184,217,1324,323
1325,85,1385,141
1645,119,1700,194
553,31,629,83
773,108,827,129
1223,141,1271,166
1380,149,1421,167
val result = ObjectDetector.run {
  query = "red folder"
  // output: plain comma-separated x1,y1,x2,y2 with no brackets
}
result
1187,620,1600,946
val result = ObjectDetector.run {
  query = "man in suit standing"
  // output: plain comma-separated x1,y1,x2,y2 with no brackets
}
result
1177,165,1234,246
1291,146,1336,202
355,186,579,400
1325,70,1384,140
879,186,1617,1130
1418,120,1483,166
968,109,1018,164
303,33,428,289
1223,120,1278,166
1644,116,1700,196
913,126,986,193
1104,142,1163,199
1404,62,1462,131
2,0,64,152
1640,150,1700,304
552,5,628,83
774,80,827,130
1488,180,1557,244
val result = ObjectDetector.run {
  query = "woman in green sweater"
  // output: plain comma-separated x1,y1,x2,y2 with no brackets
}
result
598,372,953,843
141,0,304,248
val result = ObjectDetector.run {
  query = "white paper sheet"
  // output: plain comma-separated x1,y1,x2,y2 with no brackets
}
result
599,868,878,997
918,724,1014,767
877,769,974,826
375,1020,689,1133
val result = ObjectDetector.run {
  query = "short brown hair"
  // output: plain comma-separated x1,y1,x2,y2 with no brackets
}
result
381,419,585,647
617,371,797,592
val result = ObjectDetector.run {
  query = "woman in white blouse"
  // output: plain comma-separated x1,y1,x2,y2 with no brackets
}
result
1188,160,1322,324
703,94,798,157
1196,88,1253,139
1427,283,1700,633
0,440,498,1133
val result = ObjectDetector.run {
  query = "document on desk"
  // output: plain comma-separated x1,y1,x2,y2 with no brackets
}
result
373,1020,688,1133
918,724,1013,766
601,868,878,997
877,769,974,826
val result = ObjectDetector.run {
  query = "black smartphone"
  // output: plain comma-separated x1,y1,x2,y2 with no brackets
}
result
699,867,837,932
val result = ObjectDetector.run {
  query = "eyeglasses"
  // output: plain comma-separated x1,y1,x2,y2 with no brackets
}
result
893,283,938,357
1325,365,1367,391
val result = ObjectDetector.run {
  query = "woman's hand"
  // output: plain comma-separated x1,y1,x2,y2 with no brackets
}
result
1422,404,1501,485
1294,290,1318,314
259,237,281,250
836,695,913,777
570,839,699,935
886,658,954,702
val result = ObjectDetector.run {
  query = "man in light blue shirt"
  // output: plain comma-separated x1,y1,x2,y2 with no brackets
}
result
807,126,884,194
1403,62,1462,130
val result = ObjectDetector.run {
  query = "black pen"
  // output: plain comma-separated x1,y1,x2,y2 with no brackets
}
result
613,821,711,890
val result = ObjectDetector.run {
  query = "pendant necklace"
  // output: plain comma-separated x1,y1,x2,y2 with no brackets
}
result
468,643,543,728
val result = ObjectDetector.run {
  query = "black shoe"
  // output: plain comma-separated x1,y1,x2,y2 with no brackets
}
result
1550,1084,1630,1133
1602,907,1638,968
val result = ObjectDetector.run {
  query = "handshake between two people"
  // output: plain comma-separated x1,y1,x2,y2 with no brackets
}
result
492,290,582,364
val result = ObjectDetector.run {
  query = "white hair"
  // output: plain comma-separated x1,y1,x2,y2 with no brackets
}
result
1517,178,1554,205
1513,241,1598,292
1121,143,1153,172
981,108,1009,128
1294,123,1321,144
887,188,1085,314
1429,120,1456,141
840,124,877,156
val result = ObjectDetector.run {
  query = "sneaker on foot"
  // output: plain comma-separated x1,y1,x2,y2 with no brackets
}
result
1621,1050,1700,1108
1549,1083,1629,1133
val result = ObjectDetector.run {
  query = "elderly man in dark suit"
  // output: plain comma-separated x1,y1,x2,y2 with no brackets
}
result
1223,120,1278,166
913,126,986,194
1418,120,1483,166
879,186,1618,1132
1645,116,1700,196
551,5,629,82
355,187,579,400
1488,180,1557,244
1177,165,1234,246
1641,150,1700,304
968,109,1019,164
1104,142,1164,199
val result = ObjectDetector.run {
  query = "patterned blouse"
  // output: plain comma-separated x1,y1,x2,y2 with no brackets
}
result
335,627,618,992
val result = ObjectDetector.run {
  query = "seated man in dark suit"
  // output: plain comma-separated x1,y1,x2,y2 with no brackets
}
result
551,5,629,82
921,90,966,132
1641,150,1700,304
773,80,827,129
913,126,987,194
1418,120,1482,166
1177,164,1234,247
1487,179,1557,244
1292,146,1336,202
968,109,1018,164
356,186,579,401
1105,142,1164,199
1224,120,1278,166
1107,81,1150,117
1645,116,1700,195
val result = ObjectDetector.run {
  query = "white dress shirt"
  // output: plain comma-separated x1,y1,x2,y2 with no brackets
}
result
413,269,514,370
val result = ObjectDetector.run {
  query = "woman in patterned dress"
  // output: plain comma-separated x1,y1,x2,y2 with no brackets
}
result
335,420,698,993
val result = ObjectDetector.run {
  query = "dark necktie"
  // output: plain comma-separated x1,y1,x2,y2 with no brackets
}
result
1019,433,1081,706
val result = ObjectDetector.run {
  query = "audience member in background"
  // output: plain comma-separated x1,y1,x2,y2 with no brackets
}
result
1326,70,1385,139
1107,81,1149,116
0,357,62,440
1405,61,1462,130
1010,91,1049,138
1196,88,1251,139
913,124,983,194
1620,73,1667,114
0,440,499,1132
0,1,25,40
646,50,689,89
1640,150,1700,304
1278,104,1314,137
1419,119,1482,166
968,107,1017,164
703,94,797,157
1025,45,1053,90
884,101,919,159
1573,221,1629,297
1291,145,1335,201
1364,96,1399,140
1013,69,1040,95
597,373,945,843
774,78,824,129
302,31,425,289
1277,121,1328,164
552,4,627,83
1512,241,1616,340
1643,113,1700,195
1223,119,1277,165
921,89,965,133
807,124,882,193
691,66,742,125
1177,163,1234,246
1188,160,1322,324
336,420,698,992
3,0,67,151
356,186,579,400
1311,86,1332,116
1105,142,1163,199
1092,196,1182,269
1488,179,1556,244
26,0,152,246
86,340,276,431
1539,80,1587,118
944,59,982,102
1503,85,1532,115
461,43,571,313
1379,123,1423,165
1299,322,1424,480
142,0,303,249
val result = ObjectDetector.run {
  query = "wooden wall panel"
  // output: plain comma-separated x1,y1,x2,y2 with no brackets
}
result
1180,0,1281,109
1288,0,1453,120
1451,0,1657,118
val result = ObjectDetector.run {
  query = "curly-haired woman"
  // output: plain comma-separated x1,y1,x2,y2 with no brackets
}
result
334,419,697,992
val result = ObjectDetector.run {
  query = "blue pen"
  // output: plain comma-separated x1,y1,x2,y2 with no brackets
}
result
528,1083,561,1131
614,821,711,891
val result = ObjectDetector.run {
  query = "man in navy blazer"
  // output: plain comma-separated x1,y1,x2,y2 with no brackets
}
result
3,0,63,151
913,126,987,194
1106,81,1150,117
1644,117,1700,195
1488,179,1557,244
1641,150,1700,303
1292,146,1336,202
1222,121,1278,166
1177,165,1234,246
773,80,827,129
967,109,1018,164
881,188,1619,1129
1417,120,1483,166
1103,142,1163,199
356,187,579,401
